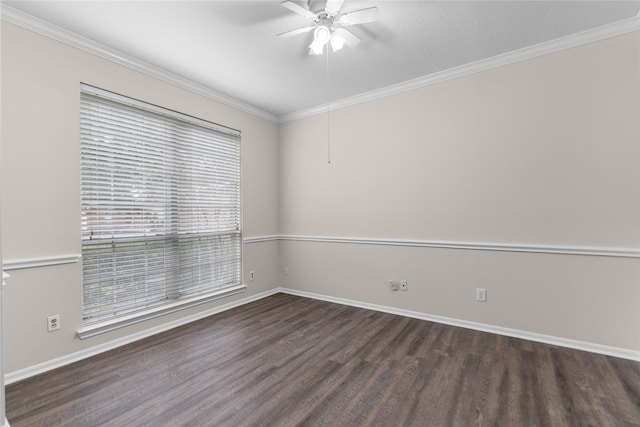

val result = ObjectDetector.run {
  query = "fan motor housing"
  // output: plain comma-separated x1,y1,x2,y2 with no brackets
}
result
315,12,335,26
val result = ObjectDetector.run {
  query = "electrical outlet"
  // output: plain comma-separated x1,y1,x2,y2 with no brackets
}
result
399,280,408,291
48,314,60,332
249,271,255,281
476,288,487,302
389,280,399,291
283,266,289,276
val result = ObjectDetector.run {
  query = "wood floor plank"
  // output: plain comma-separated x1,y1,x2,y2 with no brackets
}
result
6,293,640,426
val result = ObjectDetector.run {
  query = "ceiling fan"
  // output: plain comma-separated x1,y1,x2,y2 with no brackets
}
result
277,0,379,55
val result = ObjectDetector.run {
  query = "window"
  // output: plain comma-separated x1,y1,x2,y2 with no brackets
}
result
80,85,242,328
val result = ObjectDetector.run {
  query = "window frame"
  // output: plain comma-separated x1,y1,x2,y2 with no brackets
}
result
77,84,245,339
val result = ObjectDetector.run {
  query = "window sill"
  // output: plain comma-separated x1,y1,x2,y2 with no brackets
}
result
77,284,247,340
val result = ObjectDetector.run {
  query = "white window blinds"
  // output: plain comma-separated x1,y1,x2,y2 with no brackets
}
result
80,85,241,325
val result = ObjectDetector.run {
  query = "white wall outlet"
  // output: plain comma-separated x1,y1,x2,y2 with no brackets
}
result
283,266,289,276
476,288,487,302
48,314,60,332
399,280,408,291
389,280,399,291
249,271,255,281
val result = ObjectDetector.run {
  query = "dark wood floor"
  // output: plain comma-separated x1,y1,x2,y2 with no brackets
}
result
6,293,640,426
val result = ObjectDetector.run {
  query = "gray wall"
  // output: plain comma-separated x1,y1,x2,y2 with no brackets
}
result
279,32,640,352
1,22,280,374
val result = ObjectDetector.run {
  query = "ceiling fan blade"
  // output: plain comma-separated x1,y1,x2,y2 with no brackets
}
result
338,7,378,26
325,0,345,15
334,28,360,48
281,1,316,19
277,26,316,38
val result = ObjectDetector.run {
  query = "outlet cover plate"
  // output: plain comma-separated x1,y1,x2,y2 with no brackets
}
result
48,314,60,332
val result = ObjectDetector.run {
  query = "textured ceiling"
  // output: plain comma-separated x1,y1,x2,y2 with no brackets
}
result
4,1,640,119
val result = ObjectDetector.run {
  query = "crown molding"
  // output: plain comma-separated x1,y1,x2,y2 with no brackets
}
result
3,4,638,124
279,14,640,123
0,5,279,123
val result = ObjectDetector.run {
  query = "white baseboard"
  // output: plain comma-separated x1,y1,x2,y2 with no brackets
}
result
277,287,640,362
4,288,280,385
6,285,638,385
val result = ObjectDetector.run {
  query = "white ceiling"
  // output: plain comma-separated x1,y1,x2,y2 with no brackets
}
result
4,1,640,120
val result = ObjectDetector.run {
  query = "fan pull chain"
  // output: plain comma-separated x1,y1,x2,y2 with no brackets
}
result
326,46,331,164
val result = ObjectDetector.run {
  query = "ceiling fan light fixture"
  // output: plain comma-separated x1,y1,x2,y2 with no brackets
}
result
309,25,332,55
330,34,346,52
313,25,332,44
309,38,325,55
